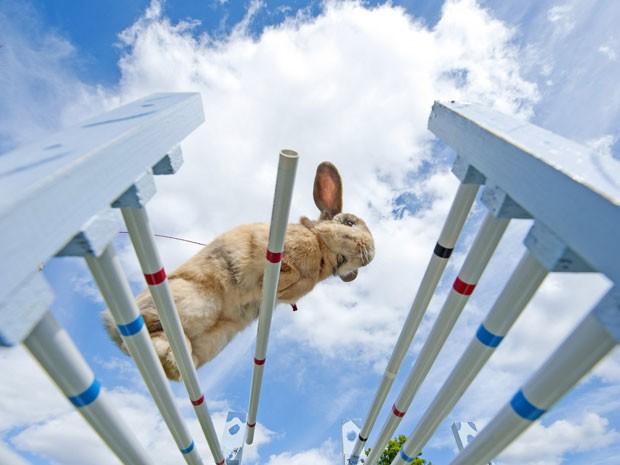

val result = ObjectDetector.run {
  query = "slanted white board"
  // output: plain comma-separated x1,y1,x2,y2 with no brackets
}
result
222,412,245,464
342,419,368,464
0,93,204,310
451,421,493,465
428,101,620,286
451,421,480,452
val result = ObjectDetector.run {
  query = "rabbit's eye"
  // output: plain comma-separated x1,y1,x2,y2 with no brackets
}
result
344,219,355,226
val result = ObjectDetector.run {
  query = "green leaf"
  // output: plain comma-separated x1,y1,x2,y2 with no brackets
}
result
365,435,431,465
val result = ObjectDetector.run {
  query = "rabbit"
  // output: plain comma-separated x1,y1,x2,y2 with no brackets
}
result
103,161,375,380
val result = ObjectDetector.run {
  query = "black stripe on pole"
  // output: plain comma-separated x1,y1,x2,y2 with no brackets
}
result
433,242,453,259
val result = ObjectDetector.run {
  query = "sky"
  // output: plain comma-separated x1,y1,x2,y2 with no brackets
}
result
1,0,619,464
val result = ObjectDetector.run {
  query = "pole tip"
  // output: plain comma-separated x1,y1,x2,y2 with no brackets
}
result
280,149,299,159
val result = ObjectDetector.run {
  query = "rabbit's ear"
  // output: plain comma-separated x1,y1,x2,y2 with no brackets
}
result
313,162,343,220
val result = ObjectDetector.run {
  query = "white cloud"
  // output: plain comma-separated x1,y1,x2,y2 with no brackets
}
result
12,409,121,465
490,0,620,142
0,441,30,465
498,413,620,465
598,44,618,61
0,2,107,153
114,0,536,368
489,273,611,376
593,348,620,384
547,3,575,33
1,346,273,465
70,269,106,304
263,439,339,465
0,346,71,433
3,0,619,464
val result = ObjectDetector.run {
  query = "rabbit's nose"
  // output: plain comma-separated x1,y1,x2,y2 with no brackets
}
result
361,245,375,266
340,269,358,282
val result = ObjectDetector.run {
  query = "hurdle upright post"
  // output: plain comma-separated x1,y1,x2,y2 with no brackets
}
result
0,93,206,464
365,211,511,465
364,177,537,465
24,310,154,465
116,169,226,465
385,100,620,465
245,150,299,445
446,286,619,465
390,221,593,465
85,241,204,465
346,160,482,464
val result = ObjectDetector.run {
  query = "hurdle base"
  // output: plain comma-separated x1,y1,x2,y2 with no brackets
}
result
451,421,494,465
222,412,246,465
342,419,369,465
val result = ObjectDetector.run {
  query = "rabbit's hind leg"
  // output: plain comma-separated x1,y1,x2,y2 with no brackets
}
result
190,319,246,368
150,330,199,381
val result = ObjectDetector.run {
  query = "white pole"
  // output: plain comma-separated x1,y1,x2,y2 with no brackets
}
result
348,182,479,463
446,287,619,465
121,207,226,465
24,311,153,465
390,251,547,465
86,244,204,465
366,213,509,465
245,150,299,445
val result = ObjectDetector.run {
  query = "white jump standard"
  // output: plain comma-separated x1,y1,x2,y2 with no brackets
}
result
2,93,619,465
386,101,620,465
446,286,619,465
85,236,204,465
0,93,208,464
24,310,153,465
245,150,299,445
347,180,480,464
117,175,226,465
365,208,512,465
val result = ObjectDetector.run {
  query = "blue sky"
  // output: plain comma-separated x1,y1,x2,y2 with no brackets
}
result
1,1,619,465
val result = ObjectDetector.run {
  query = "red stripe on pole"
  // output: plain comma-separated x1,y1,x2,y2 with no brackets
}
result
392,404,406,417
254,357,266,366
247,422,256,428
191,394,205,406
144,268,167,285
217,459,225,465
453,277,476,295
266,250,283,263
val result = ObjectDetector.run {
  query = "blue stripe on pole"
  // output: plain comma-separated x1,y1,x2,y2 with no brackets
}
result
399,449,415,463
476,323,504,348
180,441,195,455
68,379,101,408
117,315,145,336
511,389,546,421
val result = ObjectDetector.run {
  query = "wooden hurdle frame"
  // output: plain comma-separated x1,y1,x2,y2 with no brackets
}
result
2,95,618,465
345,101,620,465
0,93,299,465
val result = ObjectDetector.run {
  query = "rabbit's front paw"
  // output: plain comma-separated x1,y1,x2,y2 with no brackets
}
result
161,353,181,381
150,331,182,381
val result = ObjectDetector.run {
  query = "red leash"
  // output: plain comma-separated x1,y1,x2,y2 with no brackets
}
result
118,231,207,247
